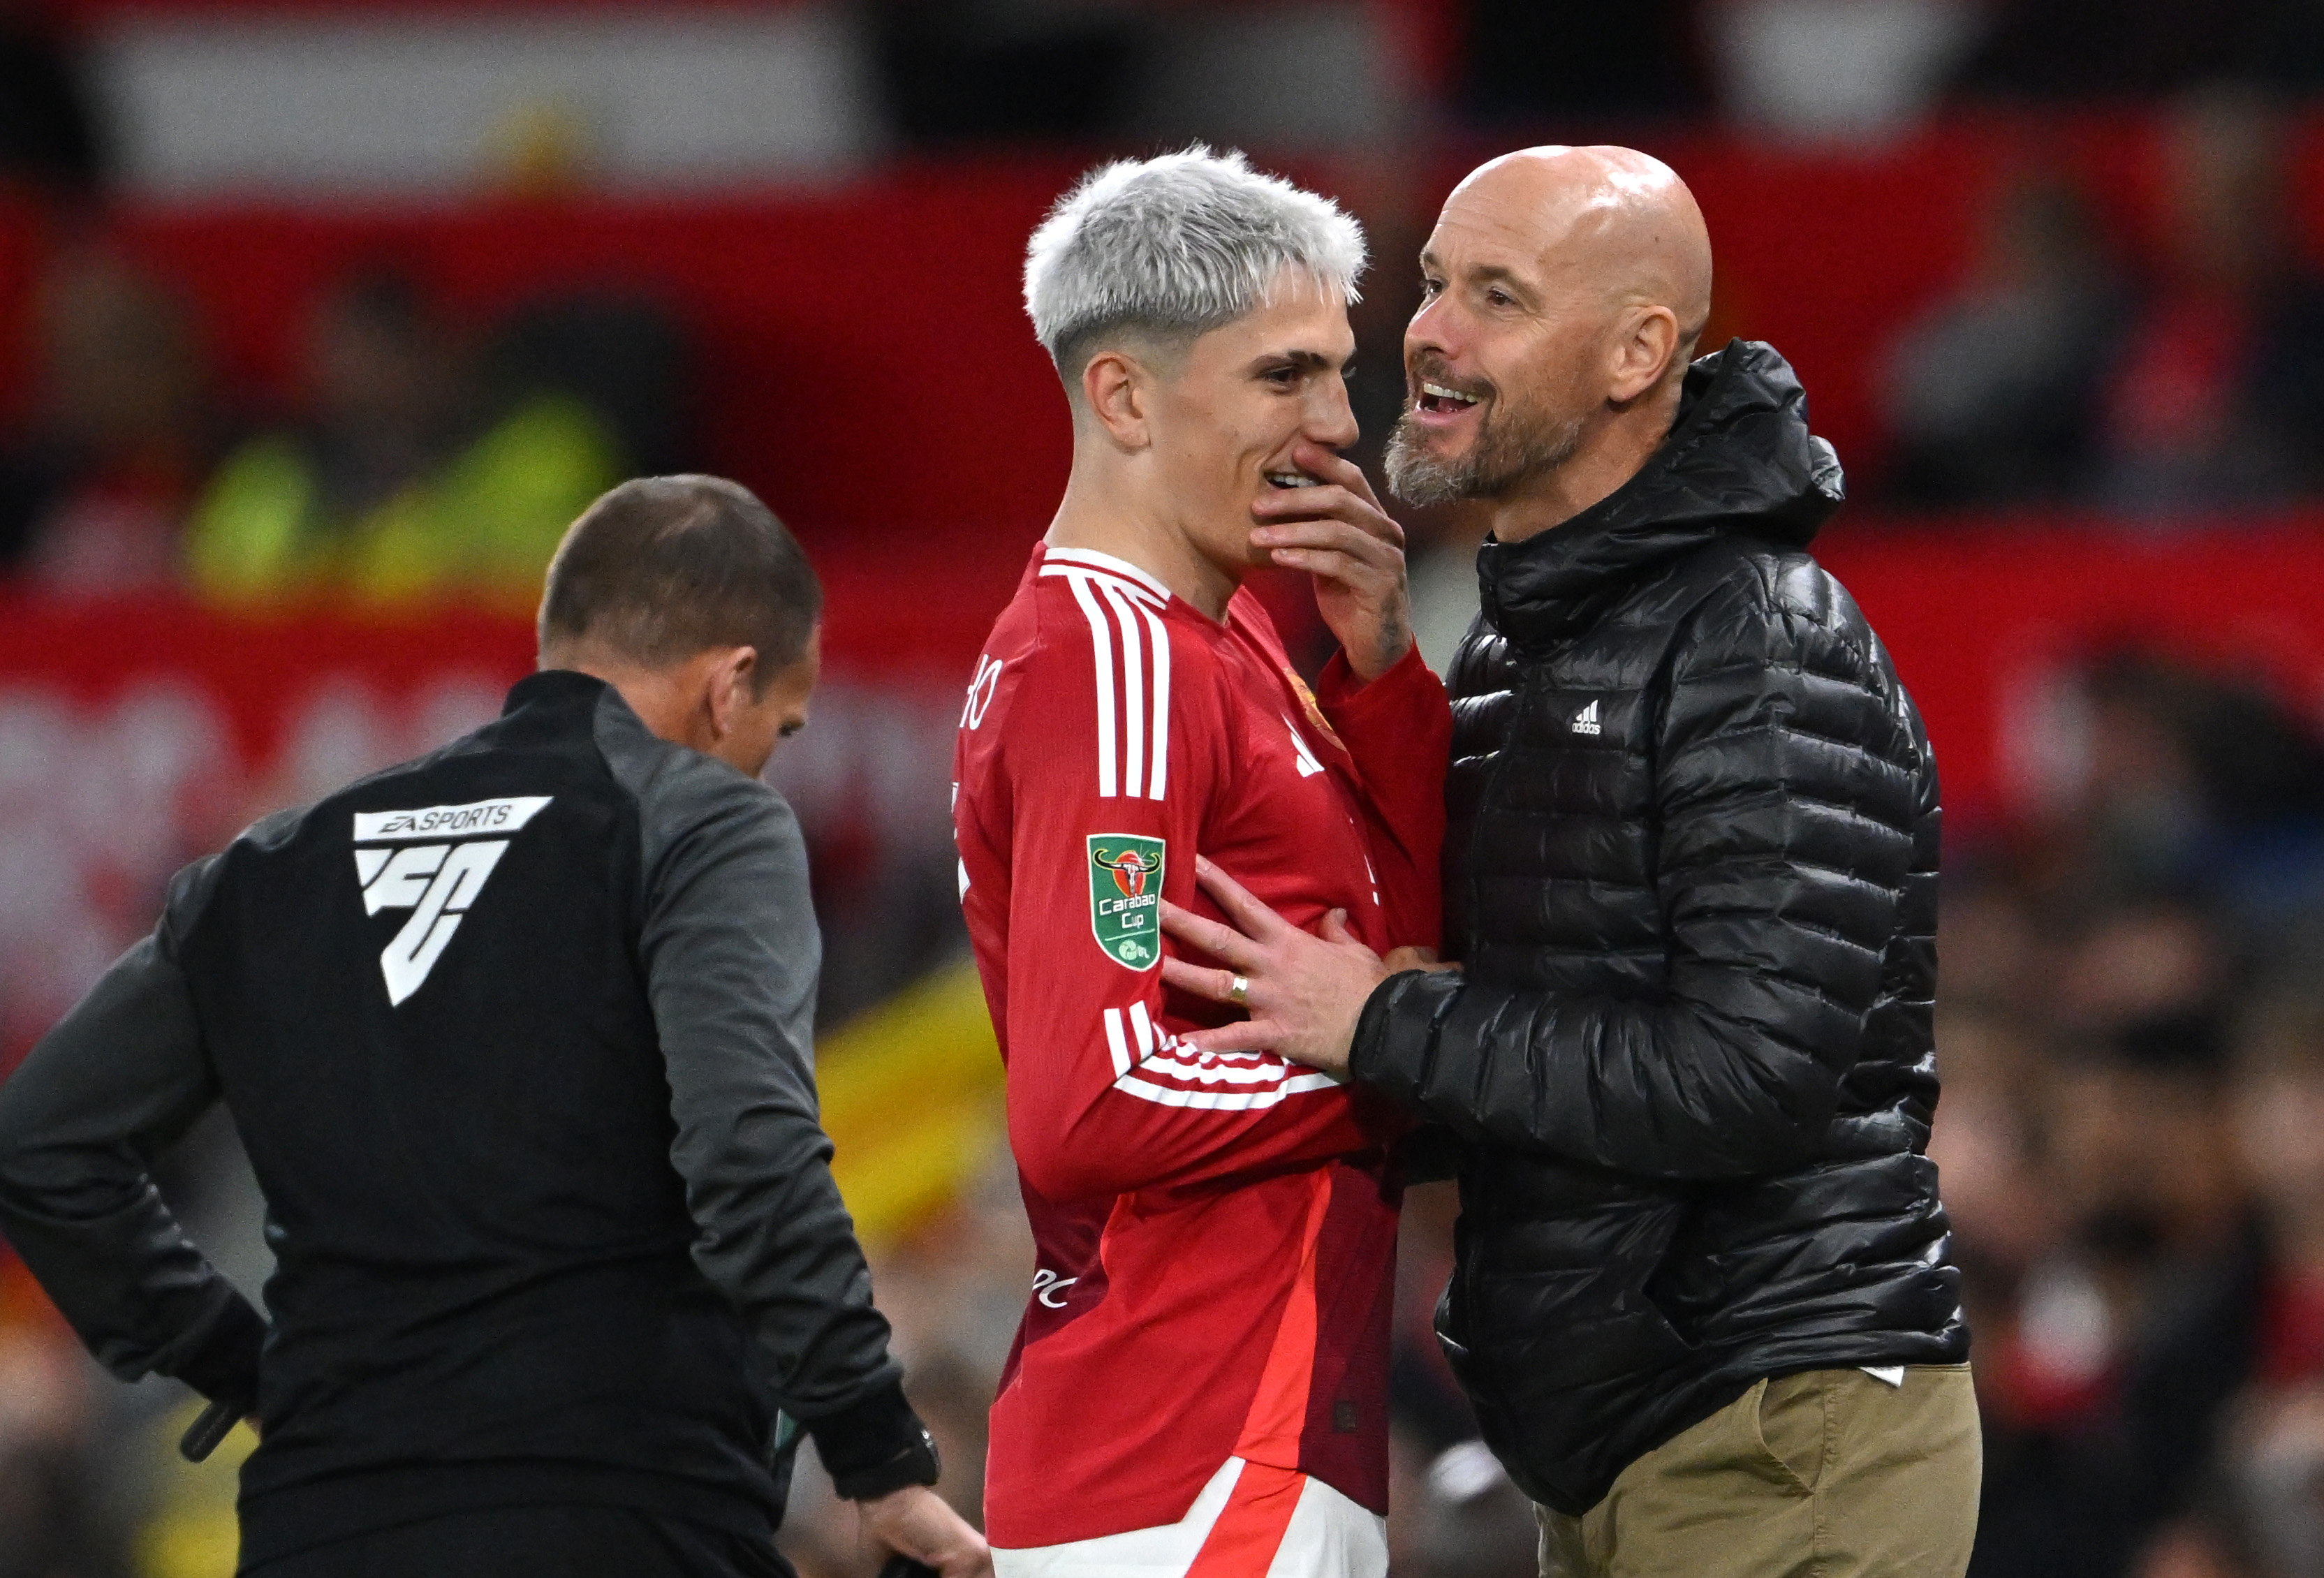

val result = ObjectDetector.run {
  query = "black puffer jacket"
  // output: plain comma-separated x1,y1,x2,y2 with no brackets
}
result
1353,341,1966,1515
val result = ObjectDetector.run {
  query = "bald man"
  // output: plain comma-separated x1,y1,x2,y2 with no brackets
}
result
1156,147,1978,1577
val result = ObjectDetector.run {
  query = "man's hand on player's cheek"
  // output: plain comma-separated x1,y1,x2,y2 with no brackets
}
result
1156,856,1388,1077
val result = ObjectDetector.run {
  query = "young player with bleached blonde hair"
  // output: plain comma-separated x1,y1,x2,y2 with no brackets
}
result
954,149,1451,1578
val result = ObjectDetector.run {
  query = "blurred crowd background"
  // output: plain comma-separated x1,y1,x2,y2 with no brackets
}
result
5,1,2324,1577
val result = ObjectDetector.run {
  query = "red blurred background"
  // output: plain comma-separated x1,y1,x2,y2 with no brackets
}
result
6,3,2324,1577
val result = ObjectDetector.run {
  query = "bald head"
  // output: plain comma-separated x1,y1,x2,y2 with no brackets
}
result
1385,145,1716,529
1448,145,1712,357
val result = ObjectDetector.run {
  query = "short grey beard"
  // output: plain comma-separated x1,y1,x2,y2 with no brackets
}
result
1383,399,1583,508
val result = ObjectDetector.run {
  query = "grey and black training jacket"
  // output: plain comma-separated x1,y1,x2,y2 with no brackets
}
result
0,669,932,1568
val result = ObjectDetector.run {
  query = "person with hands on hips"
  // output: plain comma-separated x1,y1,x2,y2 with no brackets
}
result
0,477,990,1578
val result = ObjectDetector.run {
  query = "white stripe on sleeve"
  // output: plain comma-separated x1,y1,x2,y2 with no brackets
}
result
1103,582,1146,803
1066,573,1119,799
1093,1001,1337,1111
1041,562,1170,802
1138,601,1170,801
1103,1008,1132,1077
1115,1070,1341,1109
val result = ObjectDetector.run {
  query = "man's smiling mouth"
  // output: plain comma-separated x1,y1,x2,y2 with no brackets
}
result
1416,382,1483,414
1264,472,1322,489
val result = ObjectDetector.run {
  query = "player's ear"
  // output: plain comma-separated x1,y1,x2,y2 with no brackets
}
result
1082,348,1153,451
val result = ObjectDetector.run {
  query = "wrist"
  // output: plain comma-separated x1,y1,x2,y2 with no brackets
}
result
858,1482,934,1514
1347,631,1412,686
837,1425,941,1500
802,1377,942,1500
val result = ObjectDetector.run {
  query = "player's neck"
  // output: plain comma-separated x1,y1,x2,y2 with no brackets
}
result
1047,471,1238,621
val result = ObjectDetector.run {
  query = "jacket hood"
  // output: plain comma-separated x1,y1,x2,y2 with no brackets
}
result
1478,339,1844,649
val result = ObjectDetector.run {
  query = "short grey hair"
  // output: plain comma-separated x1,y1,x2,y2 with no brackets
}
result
1023,147,1366,378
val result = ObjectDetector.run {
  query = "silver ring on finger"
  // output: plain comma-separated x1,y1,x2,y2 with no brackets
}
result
1228,975,1251,1006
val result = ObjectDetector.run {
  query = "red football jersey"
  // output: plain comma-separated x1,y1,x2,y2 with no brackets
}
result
953,543,1450,1549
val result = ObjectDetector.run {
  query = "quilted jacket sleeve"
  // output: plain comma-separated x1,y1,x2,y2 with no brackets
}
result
1348,572,1926,1181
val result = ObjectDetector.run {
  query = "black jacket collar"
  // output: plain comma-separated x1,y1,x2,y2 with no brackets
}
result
1478,339,1845,649
503,669,609,714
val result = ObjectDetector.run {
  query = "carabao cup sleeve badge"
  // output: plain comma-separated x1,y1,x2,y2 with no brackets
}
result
1087,835,1165,970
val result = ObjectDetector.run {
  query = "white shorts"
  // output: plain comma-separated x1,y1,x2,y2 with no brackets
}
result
992,1457,1388,1578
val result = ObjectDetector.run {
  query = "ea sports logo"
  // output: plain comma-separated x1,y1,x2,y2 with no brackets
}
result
351,795,552,1005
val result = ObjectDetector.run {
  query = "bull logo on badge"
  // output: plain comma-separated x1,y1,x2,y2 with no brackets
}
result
1094,846,1161,897
1087,835,1165,969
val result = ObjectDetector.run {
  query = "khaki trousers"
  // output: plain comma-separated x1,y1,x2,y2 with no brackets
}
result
1535,1365,1981,1578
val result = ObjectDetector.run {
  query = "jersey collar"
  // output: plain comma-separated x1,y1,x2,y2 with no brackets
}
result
1039,545,1173,602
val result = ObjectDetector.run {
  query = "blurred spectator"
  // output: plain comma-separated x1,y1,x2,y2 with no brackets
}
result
1958,971,2244,1573
1977,989,2324,1578
1928,1008,2057,1286
184,271,624,609
1941,644,2324,1576
1881,172,2125,507
0,0,105,198
483,293,691,480
2195,994,2324,1577
2020,649,2324,921
0,247,217,591
2091,93,2324,513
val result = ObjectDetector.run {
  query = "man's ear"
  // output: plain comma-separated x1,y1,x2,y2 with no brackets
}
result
1082,349,1154,450
703,646,760,742
1608,304,1680,406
